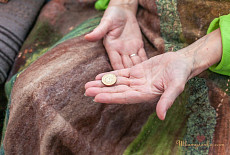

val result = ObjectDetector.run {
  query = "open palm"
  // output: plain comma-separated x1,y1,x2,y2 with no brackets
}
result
85,6,147,70
85,52,193,120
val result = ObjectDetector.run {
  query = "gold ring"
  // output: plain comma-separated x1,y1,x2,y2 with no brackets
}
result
130,54,137,57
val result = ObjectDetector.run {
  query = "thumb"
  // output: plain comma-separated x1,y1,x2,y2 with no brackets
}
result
156,83,185,120
85,19,111,42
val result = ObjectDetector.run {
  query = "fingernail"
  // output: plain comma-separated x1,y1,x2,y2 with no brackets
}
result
164,112,167,119
93,99,99,103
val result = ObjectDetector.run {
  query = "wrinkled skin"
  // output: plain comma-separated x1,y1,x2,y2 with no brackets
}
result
85,5,148,70
85,29,222,121
85,52,192,120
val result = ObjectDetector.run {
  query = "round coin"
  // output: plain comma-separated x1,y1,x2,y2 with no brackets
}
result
101,74,117,86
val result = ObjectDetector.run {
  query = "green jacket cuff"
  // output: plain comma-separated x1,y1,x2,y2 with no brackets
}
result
207,14,230,76
95,0,110,11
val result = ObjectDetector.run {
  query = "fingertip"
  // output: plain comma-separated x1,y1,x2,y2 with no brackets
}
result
84,32,97,42
138,48,148,61
164,112,166,119
84,88,90,96
156,109,166,120
112,64,125,70
94,94,103,103
84,33,90,40
85,81,92,90
156,101,167,120
93,97,99,103
107,51,124,70
123,61,134,69
86,21,110,42
142,56,148,61
156,84,182,120
95,93,110,103
85,87,97,97
95,71,117,80
95,73,106,80
122,55,133,68
85,83,88,90
158,111,166,120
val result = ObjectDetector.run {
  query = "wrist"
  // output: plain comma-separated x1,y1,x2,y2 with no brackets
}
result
109,0,138,14
178,29,222,79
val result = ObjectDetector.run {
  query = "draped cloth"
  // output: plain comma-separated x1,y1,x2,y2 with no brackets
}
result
0,0,8,3
0,0,45,84
1,0,230,154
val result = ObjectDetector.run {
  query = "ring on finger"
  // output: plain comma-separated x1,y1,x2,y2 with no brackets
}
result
130,54,137,57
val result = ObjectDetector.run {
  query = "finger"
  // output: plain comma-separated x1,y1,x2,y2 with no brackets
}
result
138,48,148,61
130,55,142,65
94,91,143,104
84,19,111,42
107,51,124,70
85,77,130,89
156,83,185,120
95,68,130,80
85,85,130,96
122,55,133,68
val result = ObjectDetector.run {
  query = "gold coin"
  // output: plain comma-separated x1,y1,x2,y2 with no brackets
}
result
102,74,117,86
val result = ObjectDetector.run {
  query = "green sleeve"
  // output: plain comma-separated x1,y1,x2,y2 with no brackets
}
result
207,14,230,76
95,0,110,11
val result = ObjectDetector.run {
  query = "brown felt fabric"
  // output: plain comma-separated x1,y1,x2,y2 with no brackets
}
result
3,0,162,154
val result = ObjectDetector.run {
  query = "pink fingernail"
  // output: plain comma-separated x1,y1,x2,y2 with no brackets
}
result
93,99,100,103
164,112,167,119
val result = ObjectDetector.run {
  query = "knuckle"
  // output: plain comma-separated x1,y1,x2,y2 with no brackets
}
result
176,84,185,93
102,17,112,25
139,41,144,48
113,64,120,70
124,92,129,104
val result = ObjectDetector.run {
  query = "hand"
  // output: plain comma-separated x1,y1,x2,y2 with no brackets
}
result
85,3,147,70
85,29,223,120
85,52,193,120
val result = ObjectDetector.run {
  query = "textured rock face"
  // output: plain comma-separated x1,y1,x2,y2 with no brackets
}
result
4,36,158,155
